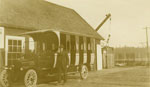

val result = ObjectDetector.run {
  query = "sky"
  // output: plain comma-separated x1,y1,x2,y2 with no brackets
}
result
46,0,150,47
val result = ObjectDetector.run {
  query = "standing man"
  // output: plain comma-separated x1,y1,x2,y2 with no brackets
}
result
56,44,69,84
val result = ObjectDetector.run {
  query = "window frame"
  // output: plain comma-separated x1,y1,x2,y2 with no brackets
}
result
5,35,25,66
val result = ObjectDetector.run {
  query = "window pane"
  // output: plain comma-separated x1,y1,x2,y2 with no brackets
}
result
88,44,91,50
18,47,22,52
8,40,12,45
13,46,17,52
84,43,86,51
67,41,70,52
18,40,21,46
13,40,17,46
81,44,83,50
12,53,17,59
8,46,13,52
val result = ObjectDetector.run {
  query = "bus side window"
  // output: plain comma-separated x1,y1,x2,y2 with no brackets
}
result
67,41,70,52
88,43,91,50
81,44,83,50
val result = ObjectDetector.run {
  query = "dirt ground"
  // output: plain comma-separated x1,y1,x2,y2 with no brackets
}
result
11,66,150,87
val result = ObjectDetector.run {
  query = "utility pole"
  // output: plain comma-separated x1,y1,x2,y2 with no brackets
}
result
144,27,150,66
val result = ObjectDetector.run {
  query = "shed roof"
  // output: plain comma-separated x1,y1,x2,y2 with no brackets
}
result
0,0,104,40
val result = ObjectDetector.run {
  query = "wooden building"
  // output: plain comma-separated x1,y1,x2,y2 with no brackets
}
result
102,46,115,69
0,0,104,71
114,47,150,66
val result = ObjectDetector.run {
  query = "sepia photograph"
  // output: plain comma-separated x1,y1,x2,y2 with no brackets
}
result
0,0,150,87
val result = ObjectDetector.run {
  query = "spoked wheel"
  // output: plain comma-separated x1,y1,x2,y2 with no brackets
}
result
24,69,37,87
80,65,88,80
0,70,10,87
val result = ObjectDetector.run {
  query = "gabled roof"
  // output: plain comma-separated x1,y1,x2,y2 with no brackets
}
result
0,0,104,40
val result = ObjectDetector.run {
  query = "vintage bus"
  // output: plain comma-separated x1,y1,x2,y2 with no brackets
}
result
0,29,102,87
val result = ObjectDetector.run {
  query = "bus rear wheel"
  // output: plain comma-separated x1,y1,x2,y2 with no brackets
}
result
80,65,88,80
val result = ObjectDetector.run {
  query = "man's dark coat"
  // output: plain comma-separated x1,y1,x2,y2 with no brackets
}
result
56,50,69,70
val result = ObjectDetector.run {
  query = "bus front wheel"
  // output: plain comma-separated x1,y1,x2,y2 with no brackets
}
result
0,70,10,87
24,69,37,87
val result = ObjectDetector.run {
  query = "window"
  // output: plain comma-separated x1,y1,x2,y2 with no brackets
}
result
8,40,23,60
29,38,34,51
88,43,91,50
76,42,79,51
67,41,70,52
91,39,95,53
81,44,84,50
84,41,86,51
